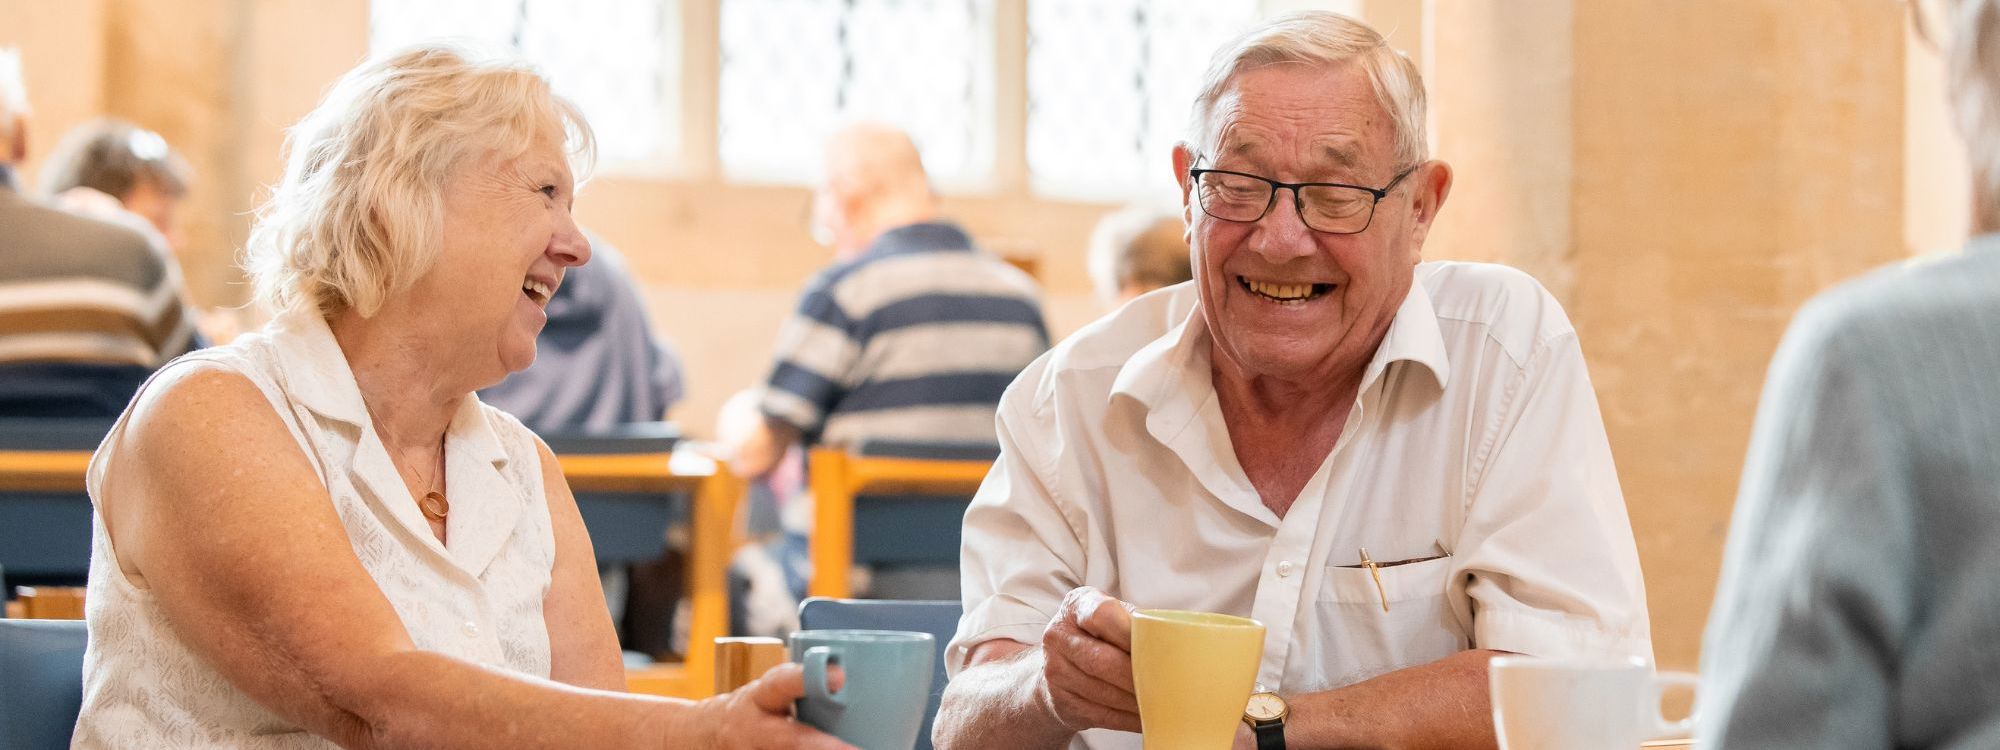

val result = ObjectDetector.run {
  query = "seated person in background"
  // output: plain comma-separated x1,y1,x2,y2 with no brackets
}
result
935,12,1649,749
479,232,685,431
726,122,1050,600
72,44,846,749
1697,3,2000,746
0,49,200,418
38,116,250,345
1087,205,1193,308
40,117,193,255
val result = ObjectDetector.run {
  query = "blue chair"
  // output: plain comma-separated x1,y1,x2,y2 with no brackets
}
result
799,597,961,750
0,418,117,591
0,618,88,750
540,422,684,564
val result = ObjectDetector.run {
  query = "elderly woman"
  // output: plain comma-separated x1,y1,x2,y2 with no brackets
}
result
1698,1,2000,747
70,45,849,750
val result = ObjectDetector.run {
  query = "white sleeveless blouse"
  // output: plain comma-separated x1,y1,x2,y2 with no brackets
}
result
70,312,558,749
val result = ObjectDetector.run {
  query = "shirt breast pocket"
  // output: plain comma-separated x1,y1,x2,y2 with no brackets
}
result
1313,556,1468,687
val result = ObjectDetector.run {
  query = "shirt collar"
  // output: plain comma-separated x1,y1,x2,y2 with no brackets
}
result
1111,280,1453,418
864,220,976,258
264,310,510,469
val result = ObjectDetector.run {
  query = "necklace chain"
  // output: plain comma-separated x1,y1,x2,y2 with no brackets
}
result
368,408,449,523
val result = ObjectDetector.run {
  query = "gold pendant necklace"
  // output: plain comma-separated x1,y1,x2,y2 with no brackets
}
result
419,490,449,522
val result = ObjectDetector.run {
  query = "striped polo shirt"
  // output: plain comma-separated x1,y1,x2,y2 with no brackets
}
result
0,170,199,416
759,221,1049,448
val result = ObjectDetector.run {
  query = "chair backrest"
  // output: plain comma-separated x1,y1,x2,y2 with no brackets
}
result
542,423,686,563
808,443,996,599
798,598,961,750
0,618,88,750
0,418,115,590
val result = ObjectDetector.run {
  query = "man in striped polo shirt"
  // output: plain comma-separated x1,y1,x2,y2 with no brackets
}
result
728,123,1049,599
0,49,200,417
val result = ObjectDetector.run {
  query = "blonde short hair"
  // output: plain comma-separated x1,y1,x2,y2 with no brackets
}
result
245,43,594,318
1186,11,1427,168
0,48,28,144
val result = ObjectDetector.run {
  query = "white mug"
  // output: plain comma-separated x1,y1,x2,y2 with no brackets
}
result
1490,655,1697,750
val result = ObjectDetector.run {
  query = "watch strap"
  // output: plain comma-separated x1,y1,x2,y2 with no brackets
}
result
1254,718,1285,750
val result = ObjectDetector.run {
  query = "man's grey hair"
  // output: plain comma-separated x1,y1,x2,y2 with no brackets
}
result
0,48,28,144
1186,11,1427,168
1942,0,2000,225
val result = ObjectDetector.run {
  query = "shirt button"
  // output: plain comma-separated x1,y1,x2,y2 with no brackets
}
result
1276,561,1295,578
462,620,481,638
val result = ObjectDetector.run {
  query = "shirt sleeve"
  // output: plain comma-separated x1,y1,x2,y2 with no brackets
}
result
758,279,860,439
946,365,1086,676
1696,297,1908,748
1448,331,1653,661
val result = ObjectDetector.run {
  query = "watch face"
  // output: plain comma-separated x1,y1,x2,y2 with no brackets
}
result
1245,692,1286,722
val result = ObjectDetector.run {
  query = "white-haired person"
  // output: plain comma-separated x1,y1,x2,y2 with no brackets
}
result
69,45,851,750
1697,2,2000,747
1086,205,1194,308
934,11,1650,749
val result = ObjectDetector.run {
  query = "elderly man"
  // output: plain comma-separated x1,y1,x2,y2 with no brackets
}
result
935,12,1649,750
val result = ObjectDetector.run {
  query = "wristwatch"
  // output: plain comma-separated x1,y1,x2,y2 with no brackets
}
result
1243,690,1288,750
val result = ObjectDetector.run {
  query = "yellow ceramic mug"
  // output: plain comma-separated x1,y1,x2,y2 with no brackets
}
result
1131,609,1266,750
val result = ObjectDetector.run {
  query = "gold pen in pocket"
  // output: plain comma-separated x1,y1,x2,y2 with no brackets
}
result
1339,543,1453,613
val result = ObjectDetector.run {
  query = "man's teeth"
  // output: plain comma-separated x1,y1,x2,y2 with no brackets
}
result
522,279,553,300
1245,279,1316,300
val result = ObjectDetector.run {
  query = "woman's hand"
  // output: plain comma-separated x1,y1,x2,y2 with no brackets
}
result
688,663,857,750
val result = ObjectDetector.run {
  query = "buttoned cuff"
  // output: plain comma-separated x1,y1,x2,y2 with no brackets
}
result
1474,606,1652,663
945,595,1050,677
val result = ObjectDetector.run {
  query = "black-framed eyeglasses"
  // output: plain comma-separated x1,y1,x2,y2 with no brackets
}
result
1188,162,1417,235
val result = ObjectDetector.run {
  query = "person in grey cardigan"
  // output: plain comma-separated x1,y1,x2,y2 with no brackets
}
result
1698,2,2000,747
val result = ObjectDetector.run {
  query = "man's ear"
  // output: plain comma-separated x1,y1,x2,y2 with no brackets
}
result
1405,160,1454,256
1172,143,1196,226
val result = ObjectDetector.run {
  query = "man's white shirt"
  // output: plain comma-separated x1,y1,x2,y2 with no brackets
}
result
948,261,1652,748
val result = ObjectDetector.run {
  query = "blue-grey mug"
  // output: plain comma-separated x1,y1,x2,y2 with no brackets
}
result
789,629,936,750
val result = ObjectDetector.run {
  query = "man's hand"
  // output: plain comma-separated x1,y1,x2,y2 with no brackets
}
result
1037,586,1143,734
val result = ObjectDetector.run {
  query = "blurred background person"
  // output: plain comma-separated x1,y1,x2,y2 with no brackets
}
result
479,231,685,432
1698,1,2000,747
0,48,199,418
39,116,192,255
724,122,1049,616
37,116,250,344
1085,204,1192,309
69,44,845,749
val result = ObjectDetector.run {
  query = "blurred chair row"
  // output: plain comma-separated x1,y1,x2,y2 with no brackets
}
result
0,418,995,704
1,598,963,750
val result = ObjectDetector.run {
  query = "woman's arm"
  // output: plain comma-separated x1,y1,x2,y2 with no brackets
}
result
106,365,846,750
537,441,627,690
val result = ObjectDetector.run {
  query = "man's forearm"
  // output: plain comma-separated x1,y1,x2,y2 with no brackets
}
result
1285,649,1502,750
933,649,1075,750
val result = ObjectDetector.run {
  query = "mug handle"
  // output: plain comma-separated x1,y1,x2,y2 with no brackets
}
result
803,646,847,708
1648,671,1700,740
